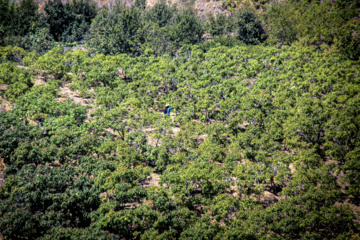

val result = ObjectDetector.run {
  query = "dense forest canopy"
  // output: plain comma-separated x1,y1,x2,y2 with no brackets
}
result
0,0,360,239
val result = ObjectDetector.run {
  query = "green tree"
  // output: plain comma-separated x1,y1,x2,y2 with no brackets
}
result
264,2,298,45
169,7,204,46
23,28,55,55
14,0,39,37
0,0,38,46
43,0,71,41
87,3,142,55
0,164,102,239
235,7,265,44
0,61,33,101
207,13,233,37
43,0,96,42
0,0,9,44
146,0,175,28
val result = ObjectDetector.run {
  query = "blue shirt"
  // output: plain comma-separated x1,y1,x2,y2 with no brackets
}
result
166,107,174,116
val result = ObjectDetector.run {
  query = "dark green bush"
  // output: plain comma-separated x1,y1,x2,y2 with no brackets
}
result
235,7,266,45
169,8,204,46
87,3,142,55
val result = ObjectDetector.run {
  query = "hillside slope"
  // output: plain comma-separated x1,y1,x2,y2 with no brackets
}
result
0,43,359,239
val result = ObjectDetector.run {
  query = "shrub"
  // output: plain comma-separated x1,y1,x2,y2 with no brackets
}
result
168,8,204,46
235,7,266,45
87,3,142,55
0,62,33,101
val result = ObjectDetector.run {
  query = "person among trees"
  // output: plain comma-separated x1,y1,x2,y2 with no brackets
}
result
164,104,174,116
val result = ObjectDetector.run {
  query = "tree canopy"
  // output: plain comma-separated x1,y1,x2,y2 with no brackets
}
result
0,0,360,239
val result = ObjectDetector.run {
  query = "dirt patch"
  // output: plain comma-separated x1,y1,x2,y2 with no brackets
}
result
260,191,279,205
58,83,93,106
0,85,11,112
0,97,12,112
141,173,160,187
143,125,182,147
56,83,95,120
142,127,158,147
147,136,159,147
197,133,208,141
170,126,180,137
243,77,257,90
34,77,46,86
0,84,8,91
289,163,296,174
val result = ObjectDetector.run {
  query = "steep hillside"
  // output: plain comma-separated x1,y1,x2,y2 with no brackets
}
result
1,43,359,239
1,0,360,239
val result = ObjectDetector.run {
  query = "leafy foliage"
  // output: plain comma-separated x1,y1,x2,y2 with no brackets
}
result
43,0,96,42
87,3,142,55
207,13,233,37
0,61,33,101
235,7,266,44
0,0,38,46
1,1,360,239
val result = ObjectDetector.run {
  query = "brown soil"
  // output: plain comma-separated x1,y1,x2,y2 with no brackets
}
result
289,163,296,174
0,84,7,91
143,126,182,147
141,173,161,187
0,97,12,112
242,77,257,90
58,83,93,106
34,77,46,86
